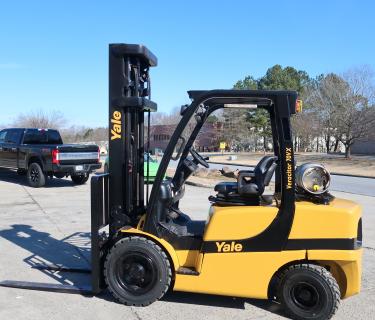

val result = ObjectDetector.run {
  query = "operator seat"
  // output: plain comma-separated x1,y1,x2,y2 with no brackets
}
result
212,156,277,205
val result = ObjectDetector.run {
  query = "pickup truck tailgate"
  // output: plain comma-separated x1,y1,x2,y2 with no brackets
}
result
56,144,99,165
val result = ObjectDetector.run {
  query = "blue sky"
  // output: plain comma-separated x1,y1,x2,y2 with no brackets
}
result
0,0,374,127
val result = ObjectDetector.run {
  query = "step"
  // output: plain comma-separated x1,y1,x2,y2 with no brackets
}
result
176,267,199,276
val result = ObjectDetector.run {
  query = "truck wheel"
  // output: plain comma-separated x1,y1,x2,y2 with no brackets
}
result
104,236,172,306
71,173,89,185
278,264,340,320
27,163,46,187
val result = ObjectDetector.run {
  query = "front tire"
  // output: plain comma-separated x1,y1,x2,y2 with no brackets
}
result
27,163,46,187
71,173,89,185
104,236,172,306
278,264,340,320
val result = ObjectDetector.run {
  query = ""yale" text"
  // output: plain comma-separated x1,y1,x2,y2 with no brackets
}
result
216,241,243,252
111,110,122,140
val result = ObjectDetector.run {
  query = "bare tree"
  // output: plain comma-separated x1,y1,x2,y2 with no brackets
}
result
308,67,375,158
291,111,320,152
60,125,108,143
305,74,342,153
150,106,181,125
333,67,375,158
12,109,67,130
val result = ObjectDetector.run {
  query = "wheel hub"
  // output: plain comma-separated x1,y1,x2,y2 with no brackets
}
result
30,168,39,182
125,263,146,284
115,251,157,295
291,282,319,309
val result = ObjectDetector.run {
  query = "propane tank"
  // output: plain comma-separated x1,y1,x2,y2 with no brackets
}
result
295,163,331,195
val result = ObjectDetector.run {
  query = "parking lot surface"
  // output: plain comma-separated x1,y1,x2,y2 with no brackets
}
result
0,168,374,320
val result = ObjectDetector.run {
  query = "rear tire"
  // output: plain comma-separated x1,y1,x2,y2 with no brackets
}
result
104,236,172,306
27,163,46,187
278,264,340,320
71,173,89,185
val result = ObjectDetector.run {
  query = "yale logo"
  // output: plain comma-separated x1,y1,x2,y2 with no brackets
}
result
111,111,122,140
216,241,243,253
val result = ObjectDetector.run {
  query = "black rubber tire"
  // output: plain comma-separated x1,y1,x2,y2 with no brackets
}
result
71,173,89,185
27,163,46,187
278,264,340,320
17,168,27,175
104,236,172,306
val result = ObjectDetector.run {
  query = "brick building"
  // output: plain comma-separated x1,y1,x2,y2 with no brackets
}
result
149,124,176,154
351,135,375,155
149,122,223,154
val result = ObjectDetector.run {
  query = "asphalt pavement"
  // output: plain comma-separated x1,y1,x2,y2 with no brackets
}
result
0,168,374,320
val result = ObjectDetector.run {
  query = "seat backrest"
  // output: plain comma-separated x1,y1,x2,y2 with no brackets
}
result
254,156,277,186
238,156,277,196
254,156,277,185
263,161,277,186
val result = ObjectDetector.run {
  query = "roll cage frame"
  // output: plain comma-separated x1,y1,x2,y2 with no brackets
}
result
144,89,299,252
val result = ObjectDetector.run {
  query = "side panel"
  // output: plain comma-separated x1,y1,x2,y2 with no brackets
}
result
290,199,361,239
204,205,278,241
174,250,306,299
203,198,362,252
174,250,200,267
308,249,362,298
1,129,22,168
17,145,27,169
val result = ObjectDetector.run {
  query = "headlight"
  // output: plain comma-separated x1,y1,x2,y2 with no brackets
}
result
295,163,331,195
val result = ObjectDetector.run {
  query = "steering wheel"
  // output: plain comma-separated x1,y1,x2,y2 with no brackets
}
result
190,148,209,168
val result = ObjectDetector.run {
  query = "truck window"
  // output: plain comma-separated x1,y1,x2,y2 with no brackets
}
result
5,129,22,144
23,129,63,145
48,130,63,144
0,130,7,143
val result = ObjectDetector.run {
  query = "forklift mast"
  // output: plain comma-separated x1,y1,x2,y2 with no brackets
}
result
108,44,157,232
90,44,158,293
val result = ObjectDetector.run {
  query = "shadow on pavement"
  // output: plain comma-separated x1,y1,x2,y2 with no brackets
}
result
0,224,287,317
163,291,284,315
0,224,91,286
0,168,77,188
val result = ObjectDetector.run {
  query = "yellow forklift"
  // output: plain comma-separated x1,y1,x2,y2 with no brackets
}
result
0,44,362,320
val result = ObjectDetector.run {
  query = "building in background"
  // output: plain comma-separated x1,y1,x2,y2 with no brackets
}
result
148,122,223,154
352,135,375,155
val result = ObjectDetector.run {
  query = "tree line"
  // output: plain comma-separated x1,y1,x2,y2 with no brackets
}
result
6,65,375,158
8,109,107,143
223,65,375,158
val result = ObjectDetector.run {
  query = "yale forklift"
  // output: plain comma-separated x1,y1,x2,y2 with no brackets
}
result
0,44,362,320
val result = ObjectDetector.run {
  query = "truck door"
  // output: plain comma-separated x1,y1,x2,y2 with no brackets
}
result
0,130,8,167
2,129,22,168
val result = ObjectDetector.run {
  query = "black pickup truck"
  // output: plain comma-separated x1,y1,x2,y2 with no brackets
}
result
0,128,101,187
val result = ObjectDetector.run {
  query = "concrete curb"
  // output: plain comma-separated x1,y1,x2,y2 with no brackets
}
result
185,180,212,189
329,172,375,179
208,161,375,179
